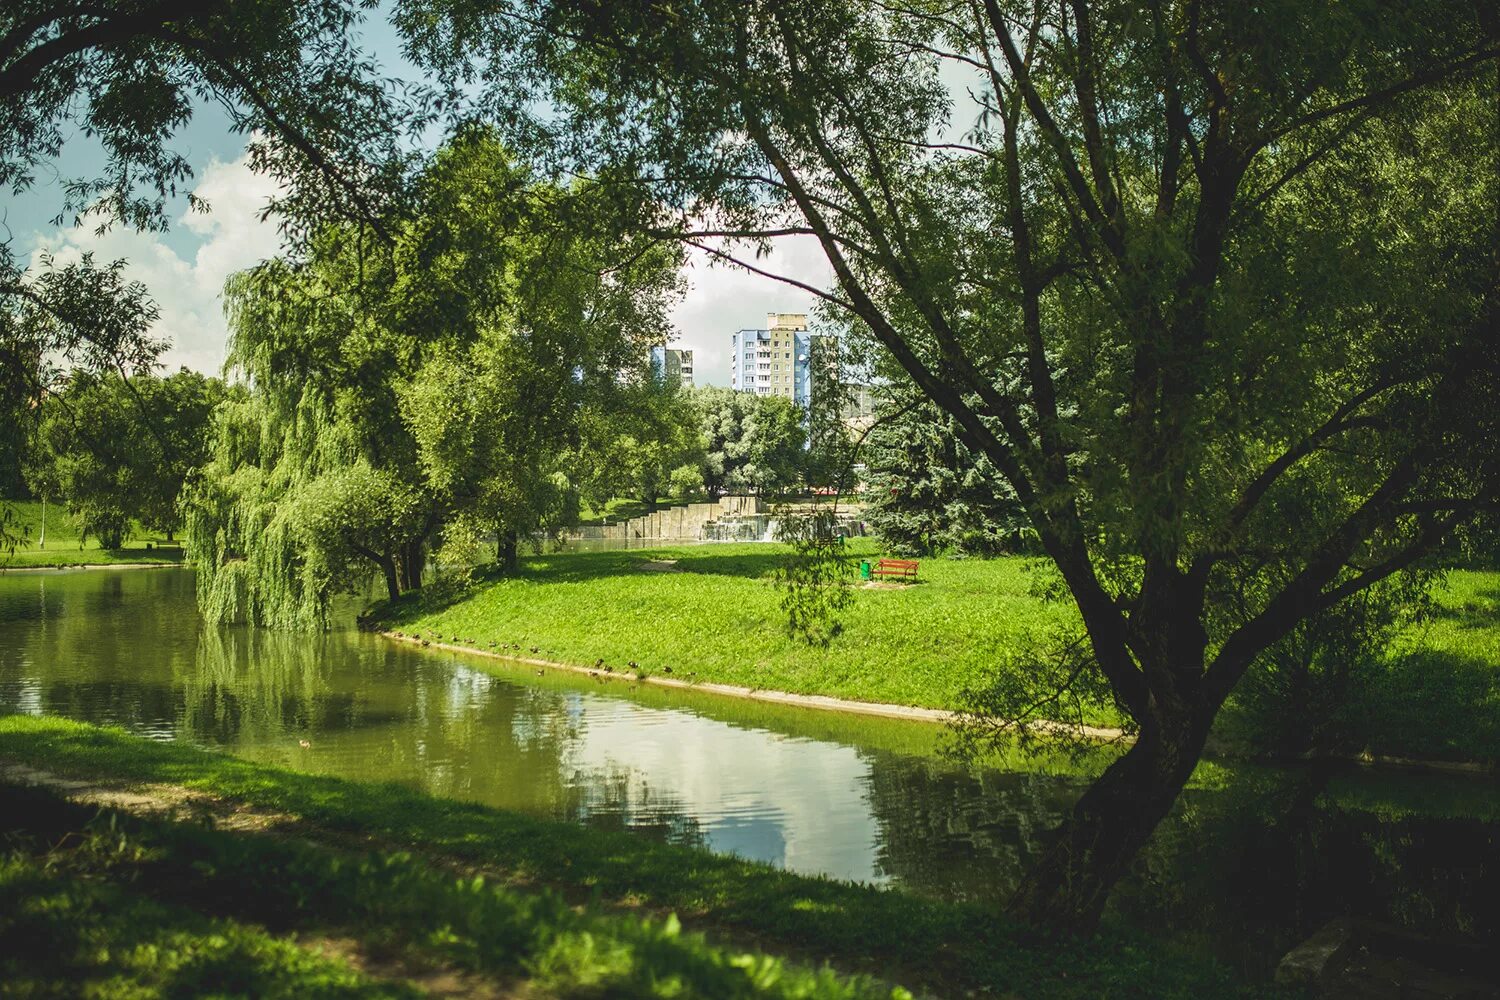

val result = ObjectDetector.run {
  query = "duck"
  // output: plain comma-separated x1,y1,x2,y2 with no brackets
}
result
594,658,605,668
627,661,639,670
298,739,311,749
529,646,540,654
662,666,673,674
421,640,430,647
535,668,545,676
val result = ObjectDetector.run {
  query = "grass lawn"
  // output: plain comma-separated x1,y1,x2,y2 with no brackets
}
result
0,716,1276,999
1,499,184,569
1353,569,1500,761
378,540,1096,722
377,542,1500,762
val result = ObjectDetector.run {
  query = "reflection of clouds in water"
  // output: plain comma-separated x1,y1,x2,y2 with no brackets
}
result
6,677,43,715
566,702,881,884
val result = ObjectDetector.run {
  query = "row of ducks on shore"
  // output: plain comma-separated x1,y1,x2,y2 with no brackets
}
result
386,630,687,682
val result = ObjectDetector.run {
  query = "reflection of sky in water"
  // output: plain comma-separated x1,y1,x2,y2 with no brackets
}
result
0,569,885,883
563,701,880,882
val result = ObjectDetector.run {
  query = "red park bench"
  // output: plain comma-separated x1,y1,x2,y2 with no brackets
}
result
873,558,919,582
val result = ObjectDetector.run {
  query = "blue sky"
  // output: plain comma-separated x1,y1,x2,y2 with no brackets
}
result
6,8,820,381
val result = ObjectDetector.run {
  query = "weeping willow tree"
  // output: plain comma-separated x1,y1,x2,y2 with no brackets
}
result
185,130,681,627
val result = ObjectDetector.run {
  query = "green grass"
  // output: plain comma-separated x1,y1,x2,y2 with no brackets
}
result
378,540,1098,723
0,783,899,1000
1,810,416,999
1,499,184,568
1347,570,1500,762
376,544,1500,762
0,716,1279,999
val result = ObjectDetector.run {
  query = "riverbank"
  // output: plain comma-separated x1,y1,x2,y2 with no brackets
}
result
3,500,185,568
373,544,1500,764
0,716,1273,999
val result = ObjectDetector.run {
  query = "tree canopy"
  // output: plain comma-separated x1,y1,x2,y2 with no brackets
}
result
404,0,1500,930
185,131,682,626
27,368,223,548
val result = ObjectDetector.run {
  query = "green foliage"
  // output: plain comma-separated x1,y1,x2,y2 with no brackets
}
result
0,4,413,533
570,380,706,510
26,369,222,549
1223,574,1436,757
774,509,855,646
863,401,1030,558
1,782,907,1000
186,131,683,624
691,386,807,496
802,335,856,489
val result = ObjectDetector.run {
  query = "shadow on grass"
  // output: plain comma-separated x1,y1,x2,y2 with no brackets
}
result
1355,649,1500,762
0,716,1260,1000
379,546,801,622
2,788,413,999
1430,586,1500,631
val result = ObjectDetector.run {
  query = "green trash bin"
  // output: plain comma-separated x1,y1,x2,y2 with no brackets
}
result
859,559,872,580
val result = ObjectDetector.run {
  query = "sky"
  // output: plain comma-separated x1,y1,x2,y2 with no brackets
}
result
5,12,822,386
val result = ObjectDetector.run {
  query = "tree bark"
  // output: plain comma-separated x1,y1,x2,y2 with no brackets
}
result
396,541,424,593
498,529,519,573
1006,704,1210,934
379,556,400,603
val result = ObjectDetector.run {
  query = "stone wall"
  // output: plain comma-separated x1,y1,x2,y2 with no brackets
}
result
567,497,766,541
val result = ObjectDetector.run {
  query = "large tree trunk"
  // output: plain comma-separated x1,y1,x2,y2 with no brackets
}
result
498,529,519,573
1007,706,1211,934
396,541,424,593
379,555,401,603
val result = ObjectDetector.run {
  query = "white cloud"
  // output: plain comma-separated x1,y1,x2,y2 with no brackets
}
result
25,152,835,384
25,150,283,375
667,235,832,386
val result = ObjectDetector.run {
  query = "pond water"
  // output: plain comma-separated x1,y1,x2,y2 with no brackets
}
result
1,566,1496,978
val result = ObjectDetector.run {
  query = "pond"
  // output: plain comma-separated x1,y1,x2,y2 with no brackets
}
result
1,566,1495,979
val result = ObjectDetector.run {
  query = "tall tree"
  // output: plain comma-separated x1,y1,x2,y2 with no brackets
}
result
690,386,806,497
408,0,1500,930
186,131,680,622
26,368,222,548
1,0,419,546
863,399,1027,557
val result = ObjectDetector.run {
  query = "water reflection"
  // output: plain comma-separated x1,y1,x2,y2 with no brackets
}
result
1,567,1496,977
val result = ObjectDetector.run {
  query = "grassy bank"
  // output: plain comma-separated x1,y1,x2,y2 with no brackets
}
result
380,541,1094,719
2,500,184,568
376,544,1500,762
0,716,1276,999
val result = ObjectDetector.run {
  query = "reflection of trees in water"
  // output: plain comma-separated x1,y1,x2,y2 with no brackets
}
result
863,753,1078,900
0,570,199,726
568,764,707,851
182,627,357,744
866,756,1498,975
409,679,705,850
1106,770,1498,977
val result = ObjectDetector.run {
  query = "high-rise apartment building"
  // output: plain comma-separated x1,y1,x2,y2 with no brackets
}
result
729,313,812,406
649,346,694,388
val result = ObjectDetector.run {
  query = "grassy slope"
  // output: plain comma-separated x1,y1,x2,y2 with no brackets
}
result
381,540,1092,721
2,499,184,568
1356,570,1500,761
0,716,1275,1000
380,543,1500,760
